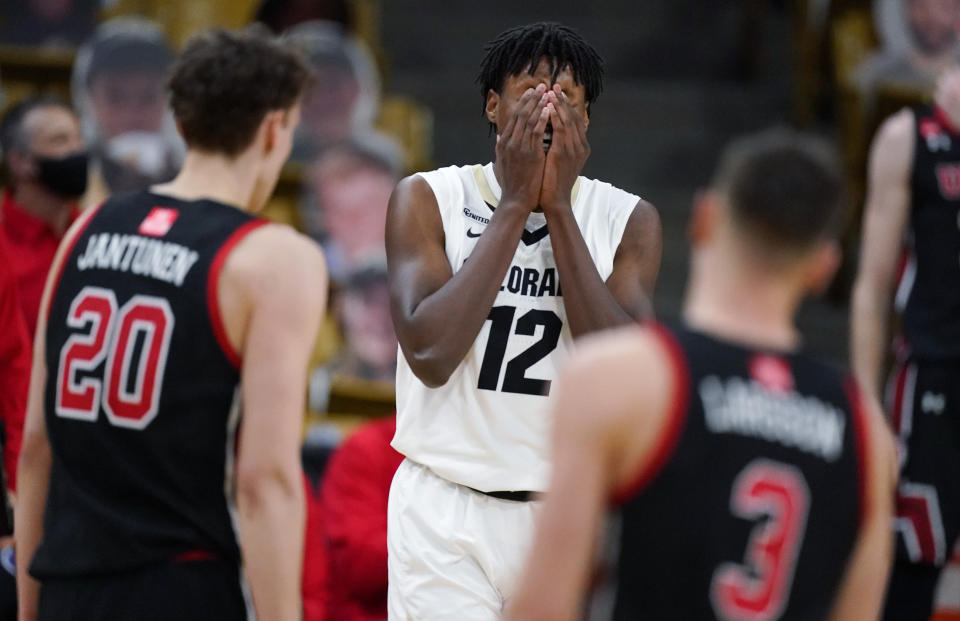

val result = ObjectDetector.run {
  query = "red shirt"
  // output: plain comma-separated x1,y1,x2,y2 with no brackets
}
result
311,416,403,621
0,235,30,494
0,191,77,336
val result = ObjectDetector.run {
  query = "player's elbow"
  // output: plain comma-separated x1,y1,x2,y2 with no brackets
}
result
236,462,304,513
403,345,456,388
850,273,889,316
17,427,49,476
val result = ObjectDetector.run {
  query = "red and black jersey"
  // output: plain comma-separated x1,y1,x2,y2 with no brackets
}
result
898,104,960,359
31,191,265,579
610,323,868,621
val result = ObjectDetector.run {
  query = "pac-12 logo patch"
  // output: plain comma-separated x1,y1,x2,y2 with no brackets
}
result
749,354,794,394
138,207,179,237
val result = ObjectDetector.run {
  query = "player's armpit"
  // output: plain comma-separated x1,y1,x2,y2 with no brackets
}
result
606,200,663,321
227,225,327,621
507,327,673,621
827,389,896,621
850,109,914,401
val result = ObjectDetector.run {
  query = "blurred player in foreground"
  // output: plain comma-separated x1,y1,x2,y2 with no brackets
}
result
386,21,661,620
509,129,896,621
852,68,960,620
16,27,326,621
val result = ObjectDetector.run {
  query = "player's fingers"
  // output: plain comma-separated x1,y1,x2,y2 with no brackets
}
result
517,84,549,143
530,104,551,149
560,91,588,144
498,90,527,143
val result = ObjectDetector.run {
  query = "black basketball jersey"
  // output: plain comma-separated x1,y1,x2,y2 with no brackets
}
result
31,190,265,578
610,324,867,621
899,103,960,359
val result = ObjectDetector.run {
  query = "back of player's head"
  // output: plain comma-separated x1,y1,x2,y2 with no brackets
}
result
712,128,845,257
167,26,311,157
477,22,604,122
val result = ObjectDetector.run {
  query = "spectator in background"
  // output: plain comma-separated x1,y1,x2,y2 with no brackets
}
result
858,0,960,93
284,21,395,162
301,138,400,281
0,236,31,620
0,96,85,335
335,263,397,382
310,415,402,621
72,18,183,201
0,0,98,48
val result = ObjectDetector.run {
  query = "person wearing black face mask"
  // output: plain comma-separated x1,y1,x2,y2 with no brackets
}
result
0,96,87,337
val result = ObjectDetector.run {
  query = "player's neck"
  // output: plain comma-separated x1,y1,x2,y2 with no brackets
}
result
152,150,259,212
683,245,802,352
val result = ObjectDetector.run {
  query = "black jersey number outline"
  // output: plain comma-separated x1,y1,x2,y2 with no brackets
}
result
477,305,562,396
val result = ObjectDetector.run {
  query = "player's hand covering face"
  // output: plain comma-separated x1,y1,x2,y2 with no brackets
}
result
495,83,552,211
540,85,590,211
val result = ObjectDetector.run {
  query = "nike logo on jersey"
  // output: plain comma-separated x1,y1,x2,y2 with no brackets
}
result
467,229,482,238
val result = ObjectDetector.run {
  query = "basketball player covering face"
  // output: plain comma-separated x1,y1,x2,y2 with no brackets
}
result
15,28,326,621
509,130,896,621
852,69,960,620
385,22,661,620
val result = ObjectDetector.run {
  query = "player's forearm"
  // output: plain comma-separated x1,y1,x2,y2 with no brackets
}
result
236,472,305,621
850,279,891,401
545,204,635,337
15,433,51,621
398,201,530,386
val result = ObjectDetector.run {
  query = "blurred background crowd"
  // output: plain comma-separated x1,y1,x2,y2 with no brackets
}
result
0,0,957,619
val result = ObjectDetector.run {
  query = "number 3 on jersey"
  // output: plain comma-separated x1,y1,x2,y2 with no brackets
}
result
711,460,810,621
56,285,174,429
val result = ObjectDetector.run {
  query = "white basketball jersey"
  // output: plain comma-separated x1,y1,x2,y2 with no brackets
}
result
392,162,638,492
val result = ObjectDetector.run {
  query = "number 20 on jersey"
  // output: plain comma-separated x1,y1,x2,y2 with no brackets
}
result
56,286,174,430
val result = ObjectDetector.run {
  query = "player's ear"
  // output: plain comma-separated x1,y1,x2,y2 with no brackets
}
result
485,89,500,128
802,240,842,296
262,110,280,155
688,190,720,248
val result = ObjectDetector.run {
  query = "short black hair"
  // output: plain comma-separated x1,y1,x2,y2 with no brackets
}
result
0,95,72,157
167,26,311,157
477,22,604,132
713,127,846,255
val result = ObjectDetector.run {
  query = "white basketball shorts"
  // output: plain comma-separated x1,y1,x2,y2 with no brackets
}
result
387,458,542,621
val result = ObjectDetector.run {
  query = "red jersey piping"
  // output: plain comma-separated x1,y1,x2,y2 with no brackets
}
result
611,323,691,505
844,378,871,529
206,220,268,369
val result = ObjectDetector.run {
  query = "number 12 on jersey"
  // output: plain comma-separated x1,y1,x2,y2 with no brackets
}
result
477,305,562,397
56,285,174,430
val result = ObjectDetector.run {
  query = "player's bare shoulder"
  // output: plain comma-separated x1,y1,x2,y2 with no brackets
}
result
870,107,915,175
560,325,675,426
226,223,326,292
386,174,442,241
